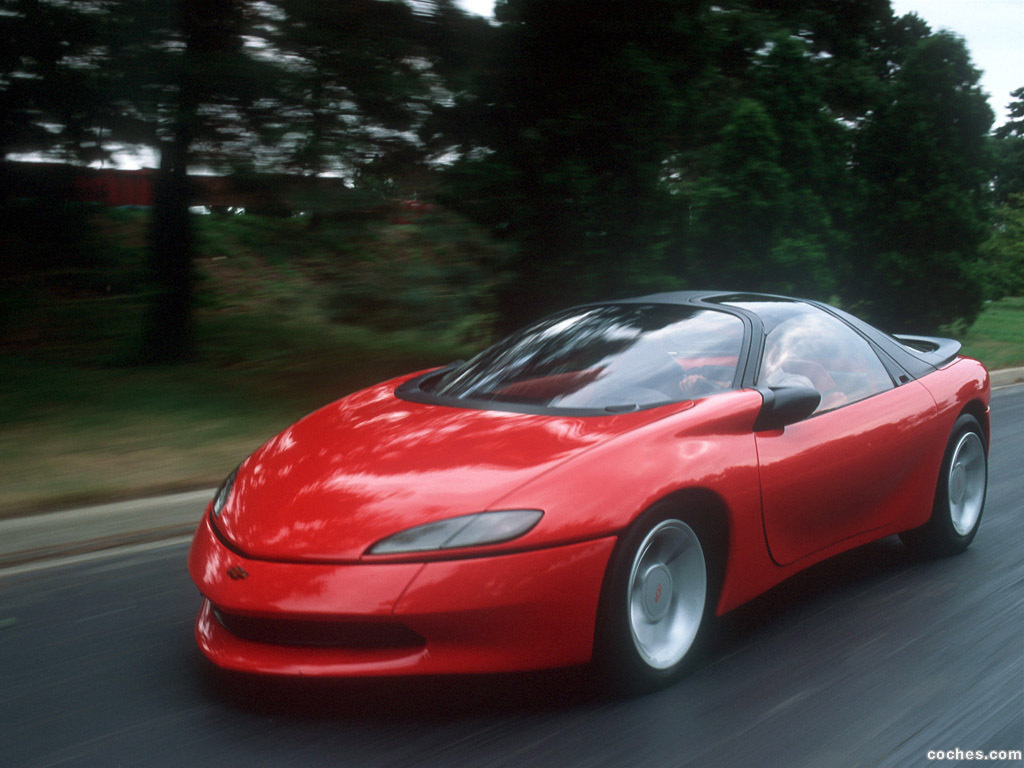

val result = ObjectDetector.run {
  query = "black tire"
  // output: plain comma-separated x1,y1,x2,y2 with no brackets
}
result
594,505,717,694
900,414,987,557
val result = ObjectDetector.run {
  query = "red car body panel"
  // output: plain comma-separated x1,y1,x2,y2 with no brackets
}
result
214,375,685,563
756,379,940,565
486,388,769,616
391,537,615,672
188,296,991,679
718,358,990,611
189,511,616,675
190,513,423,618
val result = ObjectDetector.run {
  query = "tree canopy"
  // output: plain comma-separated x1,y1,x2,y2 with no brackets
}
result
0,0,1008,348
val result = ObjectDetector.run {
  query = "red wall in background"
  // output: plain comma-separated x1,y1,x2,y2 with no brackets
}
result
72,168,156,207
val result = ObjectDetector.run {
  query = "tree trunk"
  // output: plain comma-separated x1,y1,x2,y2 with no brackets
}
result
139,137,194,363
138,1,200,364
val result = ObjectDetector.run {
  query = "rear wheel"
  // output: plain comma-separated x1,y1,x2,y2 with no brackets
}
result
901,414,987,557
596,509,714,693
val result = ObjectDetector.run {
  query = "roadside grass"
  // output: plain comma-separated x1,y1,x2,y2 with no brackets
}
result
1,206,498,516
957,296,1024,370
0,314,476,517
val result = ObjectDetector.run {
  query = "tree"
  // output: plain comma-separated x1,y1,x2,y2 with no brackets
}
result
438,0,706,329
438,1,902,326
269,0,434,179
0,0,114,166
849,25,993,331
4,0,1002,344
992,87,1024,204
128,0,474,359
125,1,239,361
87,0,284,362
978,194,1024,299
678,19,856,298
982,88,1024,299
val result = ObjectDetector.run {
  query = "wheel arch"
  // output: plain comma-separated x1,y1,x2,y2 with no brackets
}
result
591,485,733,688
900,409,988,557
645,488,731,598
599,486,733,623
960,399,990,448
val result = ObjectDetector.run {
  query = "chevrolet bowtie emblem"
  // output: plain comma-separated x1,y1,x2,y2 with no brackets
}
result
226,565,248,580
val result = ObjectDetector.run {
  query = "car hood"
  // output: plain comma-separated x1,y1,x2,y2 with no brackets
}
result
213,374,684,562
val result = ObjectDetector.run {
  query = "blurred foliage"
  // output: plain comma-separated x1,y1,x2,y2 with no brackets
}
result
438,0,996,333
982,89,1024,301
0,205,506,363
992,87,1024,204
0,203,494,513
847,29,994,331
0,201,148,360
1,0,1018,348
327,212,510,339
978,195,1024,300
0,0,113,164
269,0,435,177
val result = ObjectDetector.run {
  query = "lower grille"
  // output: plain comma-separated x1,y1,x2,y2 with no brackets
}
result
212,607,425,649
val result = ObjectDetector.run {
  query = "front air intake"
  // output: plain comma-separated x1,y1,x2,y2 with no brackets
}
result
212,607,425,649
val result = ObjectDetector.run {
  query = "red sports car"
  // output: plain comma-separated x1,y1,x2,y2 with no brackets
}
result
188,291,989,690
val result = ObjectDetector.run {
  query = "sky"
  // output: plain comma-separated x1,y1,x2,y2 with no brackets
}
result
457,0,1023,126
890,0,1022,125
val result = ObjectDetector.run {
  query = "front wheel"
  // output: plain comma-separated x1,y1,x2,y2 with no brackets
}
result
596,511,713,693
901,414,987,557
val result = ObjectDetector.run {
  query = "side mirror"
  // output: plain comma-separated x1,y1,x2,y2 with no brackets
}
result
754,386,820,431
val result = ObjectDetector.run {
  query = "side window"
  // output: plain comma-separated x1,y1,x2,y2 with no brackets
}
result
757,308,893,413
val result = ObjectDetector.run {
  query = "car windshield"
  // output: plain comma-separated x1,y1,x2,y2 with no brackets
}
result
422,303,745,410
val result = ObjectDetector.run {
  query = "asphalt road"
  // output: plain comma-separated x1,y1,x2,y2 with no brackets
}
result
2,387,1022,768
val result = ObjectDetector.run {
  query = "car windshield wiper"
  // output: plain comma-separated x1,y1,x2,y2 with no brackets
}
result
603,403,640,413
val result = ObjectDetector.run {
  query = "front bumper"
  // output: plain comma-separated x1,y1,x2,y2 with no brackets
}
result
188,512,617,677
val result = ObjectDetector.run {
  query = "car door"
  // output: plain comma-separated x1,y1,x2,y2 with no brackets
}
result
753,306,938,565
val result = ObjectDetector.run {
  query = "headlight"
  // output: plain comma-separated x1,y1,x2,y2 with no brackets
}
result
368,510,543,555
211,465,239,518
